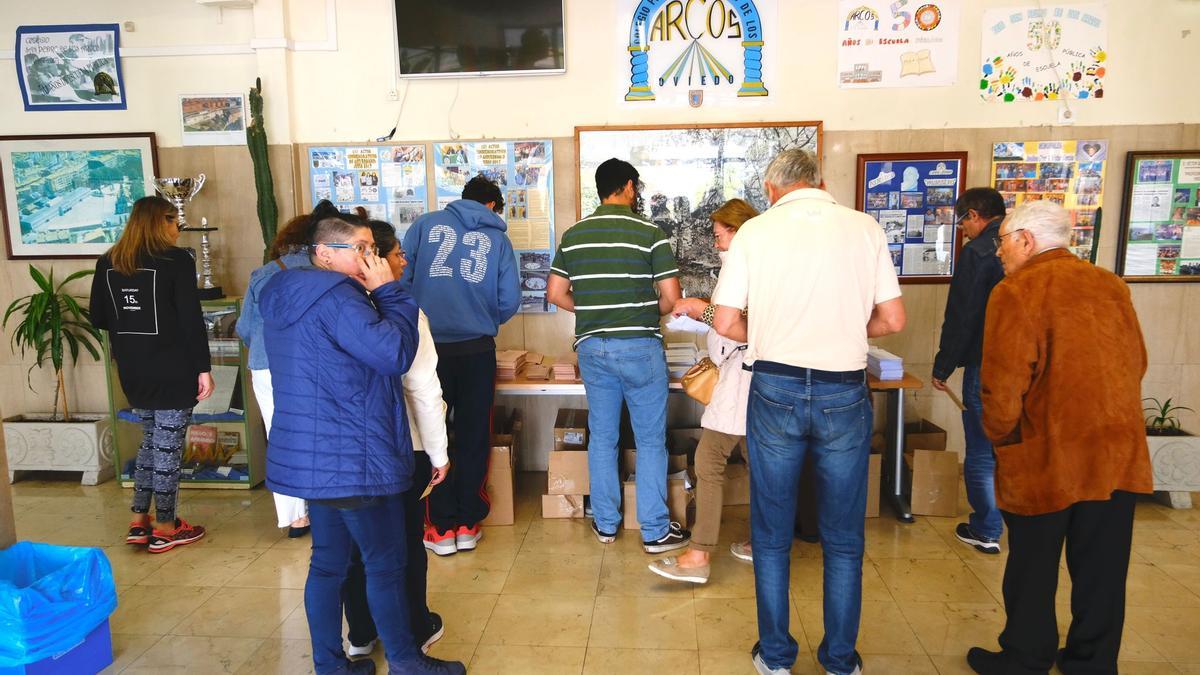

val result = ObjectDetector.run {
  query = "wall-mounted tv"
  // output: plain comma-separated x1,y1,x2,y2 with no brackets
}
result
394,0,566,78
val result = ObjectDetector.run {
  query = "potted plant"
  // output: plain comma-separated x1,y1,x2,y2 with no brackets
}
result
2,266,113,485
1144,397,1200,509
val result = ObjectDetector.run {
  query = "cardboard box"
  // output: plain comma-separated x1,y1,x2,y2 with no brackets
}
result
722,462,751,506
480,434,515,526
905,420,948,452
541,494,586,518
620,448,688,476
865,452,882,518
554,408,589,451
548,451,590,495
904,448,960,517
623,476,690,530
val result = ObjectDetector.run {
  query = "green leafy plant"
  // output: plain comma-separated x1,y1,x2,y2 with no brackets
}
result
2,266,101,422
1143,397,1194,436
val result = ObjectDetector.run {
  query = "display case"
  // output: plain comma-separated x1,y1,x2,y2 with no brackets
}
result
102,297,266,489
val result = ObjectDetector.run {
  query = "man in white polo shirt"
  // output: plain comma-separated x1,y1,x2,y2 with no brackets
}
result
712,149,906,675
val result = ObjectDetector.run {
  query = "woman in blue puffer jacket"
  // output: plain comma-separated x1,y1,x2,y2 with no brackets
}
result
258,211,464,675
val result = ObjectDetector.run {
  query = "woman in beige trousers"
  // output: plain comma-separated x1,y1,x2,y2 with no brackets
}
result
648,199,758,584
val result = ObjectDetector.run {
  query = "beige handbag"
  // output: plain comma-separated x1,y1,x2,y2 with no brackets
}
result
680,357,719,405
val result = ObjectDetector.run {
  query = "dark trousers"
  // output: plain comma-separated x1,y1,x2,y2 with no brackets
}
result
427,345,496,532
344,453,434,647
999,491,1137,674
306,495,416,673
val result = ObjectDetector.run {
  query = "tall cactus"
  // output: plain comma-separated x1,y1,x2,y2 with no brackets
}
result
247,77,279,262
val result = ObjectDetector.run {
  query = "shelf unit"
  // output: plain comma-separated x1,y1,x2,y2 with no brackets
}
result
102,296,266,489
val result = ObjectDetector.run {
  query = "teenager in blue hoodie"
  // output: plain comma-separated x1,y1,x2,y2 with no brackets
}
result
401,175,520,556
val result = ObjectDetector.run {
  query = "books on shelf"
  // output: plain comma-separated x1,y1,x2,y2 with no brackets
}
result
867,347,904,380
551,354,578,381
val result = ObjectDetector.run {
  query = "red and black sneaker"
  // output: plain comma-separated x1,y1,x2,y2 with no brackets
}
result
126,522,151,545
148,518,206,553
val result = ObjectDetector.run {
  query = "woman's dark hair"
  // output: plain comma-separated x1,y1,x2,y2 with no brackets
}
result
462,175,504,214
305,199,354,244
269,214,316,259
368,219,399,256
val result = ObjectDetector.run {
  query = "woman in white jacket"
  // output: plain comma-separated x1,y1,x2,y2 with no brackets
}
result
649,199,758,585
341,219,453,657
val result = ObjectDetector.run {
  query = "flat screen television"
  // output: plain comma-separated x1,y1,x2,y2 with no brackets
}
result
394,0,566,78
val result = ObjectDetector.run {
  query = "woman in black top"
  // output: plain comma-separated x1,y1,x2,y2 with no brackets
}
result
90,196,213,553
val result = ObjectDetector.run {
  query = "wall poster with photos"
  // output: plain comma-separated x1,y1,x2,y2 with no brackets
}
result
432,140,556,314
856,152,966,282
576,122,822,299
990,139,1108,262
1,132,158,259
306,144,429,241
1116,150,1200,281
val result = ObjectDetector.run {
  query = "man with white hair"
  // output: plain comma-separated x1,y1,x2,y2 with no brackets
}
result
969,201,1152,674
712,149,906,675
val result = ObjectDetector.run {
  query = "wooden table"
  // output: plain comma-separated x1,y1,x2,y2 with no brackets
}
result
496,370,924,523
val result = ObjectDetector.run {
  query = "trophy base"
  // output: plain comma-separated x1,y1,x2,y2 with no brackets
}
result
198,286,225,300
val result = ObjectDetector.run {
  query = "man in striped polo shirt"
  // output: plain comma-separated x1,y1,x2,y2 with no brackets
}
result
546,158,690,553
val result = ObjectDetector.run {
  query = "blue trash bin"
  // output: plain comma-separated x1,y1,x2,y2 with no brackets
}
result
0,543,117,674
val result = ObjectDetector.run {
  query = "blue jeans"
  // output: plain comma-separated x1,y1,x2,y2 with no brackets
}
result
747,364,872,675
962,366,1002,540
306,494,418,673
577,336,670,540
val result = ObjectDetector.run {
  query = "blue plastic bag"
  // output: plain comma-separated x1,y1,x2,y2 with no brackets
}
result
0,543,117,668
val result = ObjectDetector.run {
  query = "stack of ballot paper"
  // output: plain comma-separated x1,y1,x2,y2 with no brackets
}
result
495,350,527,380
552,354,578,381
867,346,904,380
665,341,699,379
523,353,549,380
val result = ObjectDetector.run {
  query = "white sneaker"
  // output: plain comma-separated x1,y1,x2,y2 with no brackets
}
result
751,643,789,675
347,638,376,657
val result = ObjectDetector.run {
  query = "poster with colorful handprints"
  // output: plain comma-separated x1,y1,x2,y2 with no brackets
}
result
980,5,1106,102
990,140,1108,262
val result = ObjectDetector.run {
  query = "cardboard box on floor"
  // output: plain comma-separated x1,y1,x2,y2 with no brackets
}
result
548,451,589,495
620,447,688,476
901,419,959,517
622,474,690,530
480,409,523,527
542,494,586,518
554,408,589,451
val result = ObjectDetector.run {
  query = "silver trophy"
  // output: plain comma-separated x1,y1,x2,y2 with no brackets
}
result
190,217,224,300
152,174,206,229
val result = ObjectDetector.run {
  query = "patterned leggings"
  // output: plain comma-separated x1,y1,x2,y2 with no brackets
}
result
131,408,192,524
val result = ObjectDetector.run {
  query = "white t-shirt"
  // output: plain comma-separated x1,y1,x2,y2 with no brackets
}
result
711,188,902,371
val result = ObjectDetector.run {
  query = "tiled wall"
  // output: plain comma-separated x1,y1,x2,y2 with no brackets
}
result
4,125,1197,466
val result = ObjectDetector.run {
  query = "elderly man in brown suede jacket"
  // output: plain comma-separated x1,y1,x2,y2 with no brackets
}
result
967,201,1152,675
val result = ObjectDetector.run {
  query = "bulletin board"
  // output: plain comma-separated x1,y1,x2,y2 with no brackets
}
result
575,121,822,299
1116,150,1200,282
855,152,967,284
298,139,557,312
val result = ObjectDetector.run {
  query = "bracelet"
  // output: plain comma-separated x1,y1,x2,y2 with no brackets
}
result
701,304,715,326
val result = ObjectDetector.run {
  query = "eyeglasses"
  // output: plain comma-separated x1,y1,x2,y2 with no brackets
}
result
318,242,379,257
993,228,1026,248
953,212,968,226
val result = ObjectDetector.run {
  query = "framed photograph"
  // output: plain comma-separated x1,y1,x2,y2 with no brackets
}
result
575,121,823,299
180,94,247,146
1116,150,1200,282
856,152,967,284
0,133,158,259
15,24,125,111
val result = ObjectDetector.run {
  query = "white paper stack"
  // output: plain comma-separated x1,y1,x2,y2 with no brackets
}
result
867,347,904,380
665,341,698,379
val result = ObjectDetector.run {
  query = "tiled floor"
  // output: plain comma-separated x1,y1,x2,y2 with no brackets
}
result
9,474,1200,674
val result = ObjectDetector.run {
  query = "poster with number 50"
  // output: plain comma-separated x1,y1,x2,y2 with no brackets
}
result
837,1,961,89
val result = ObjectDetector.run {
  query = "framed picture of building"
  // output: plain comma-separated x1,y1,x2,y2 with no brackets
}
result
0,133,158,259
575,121,822,299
